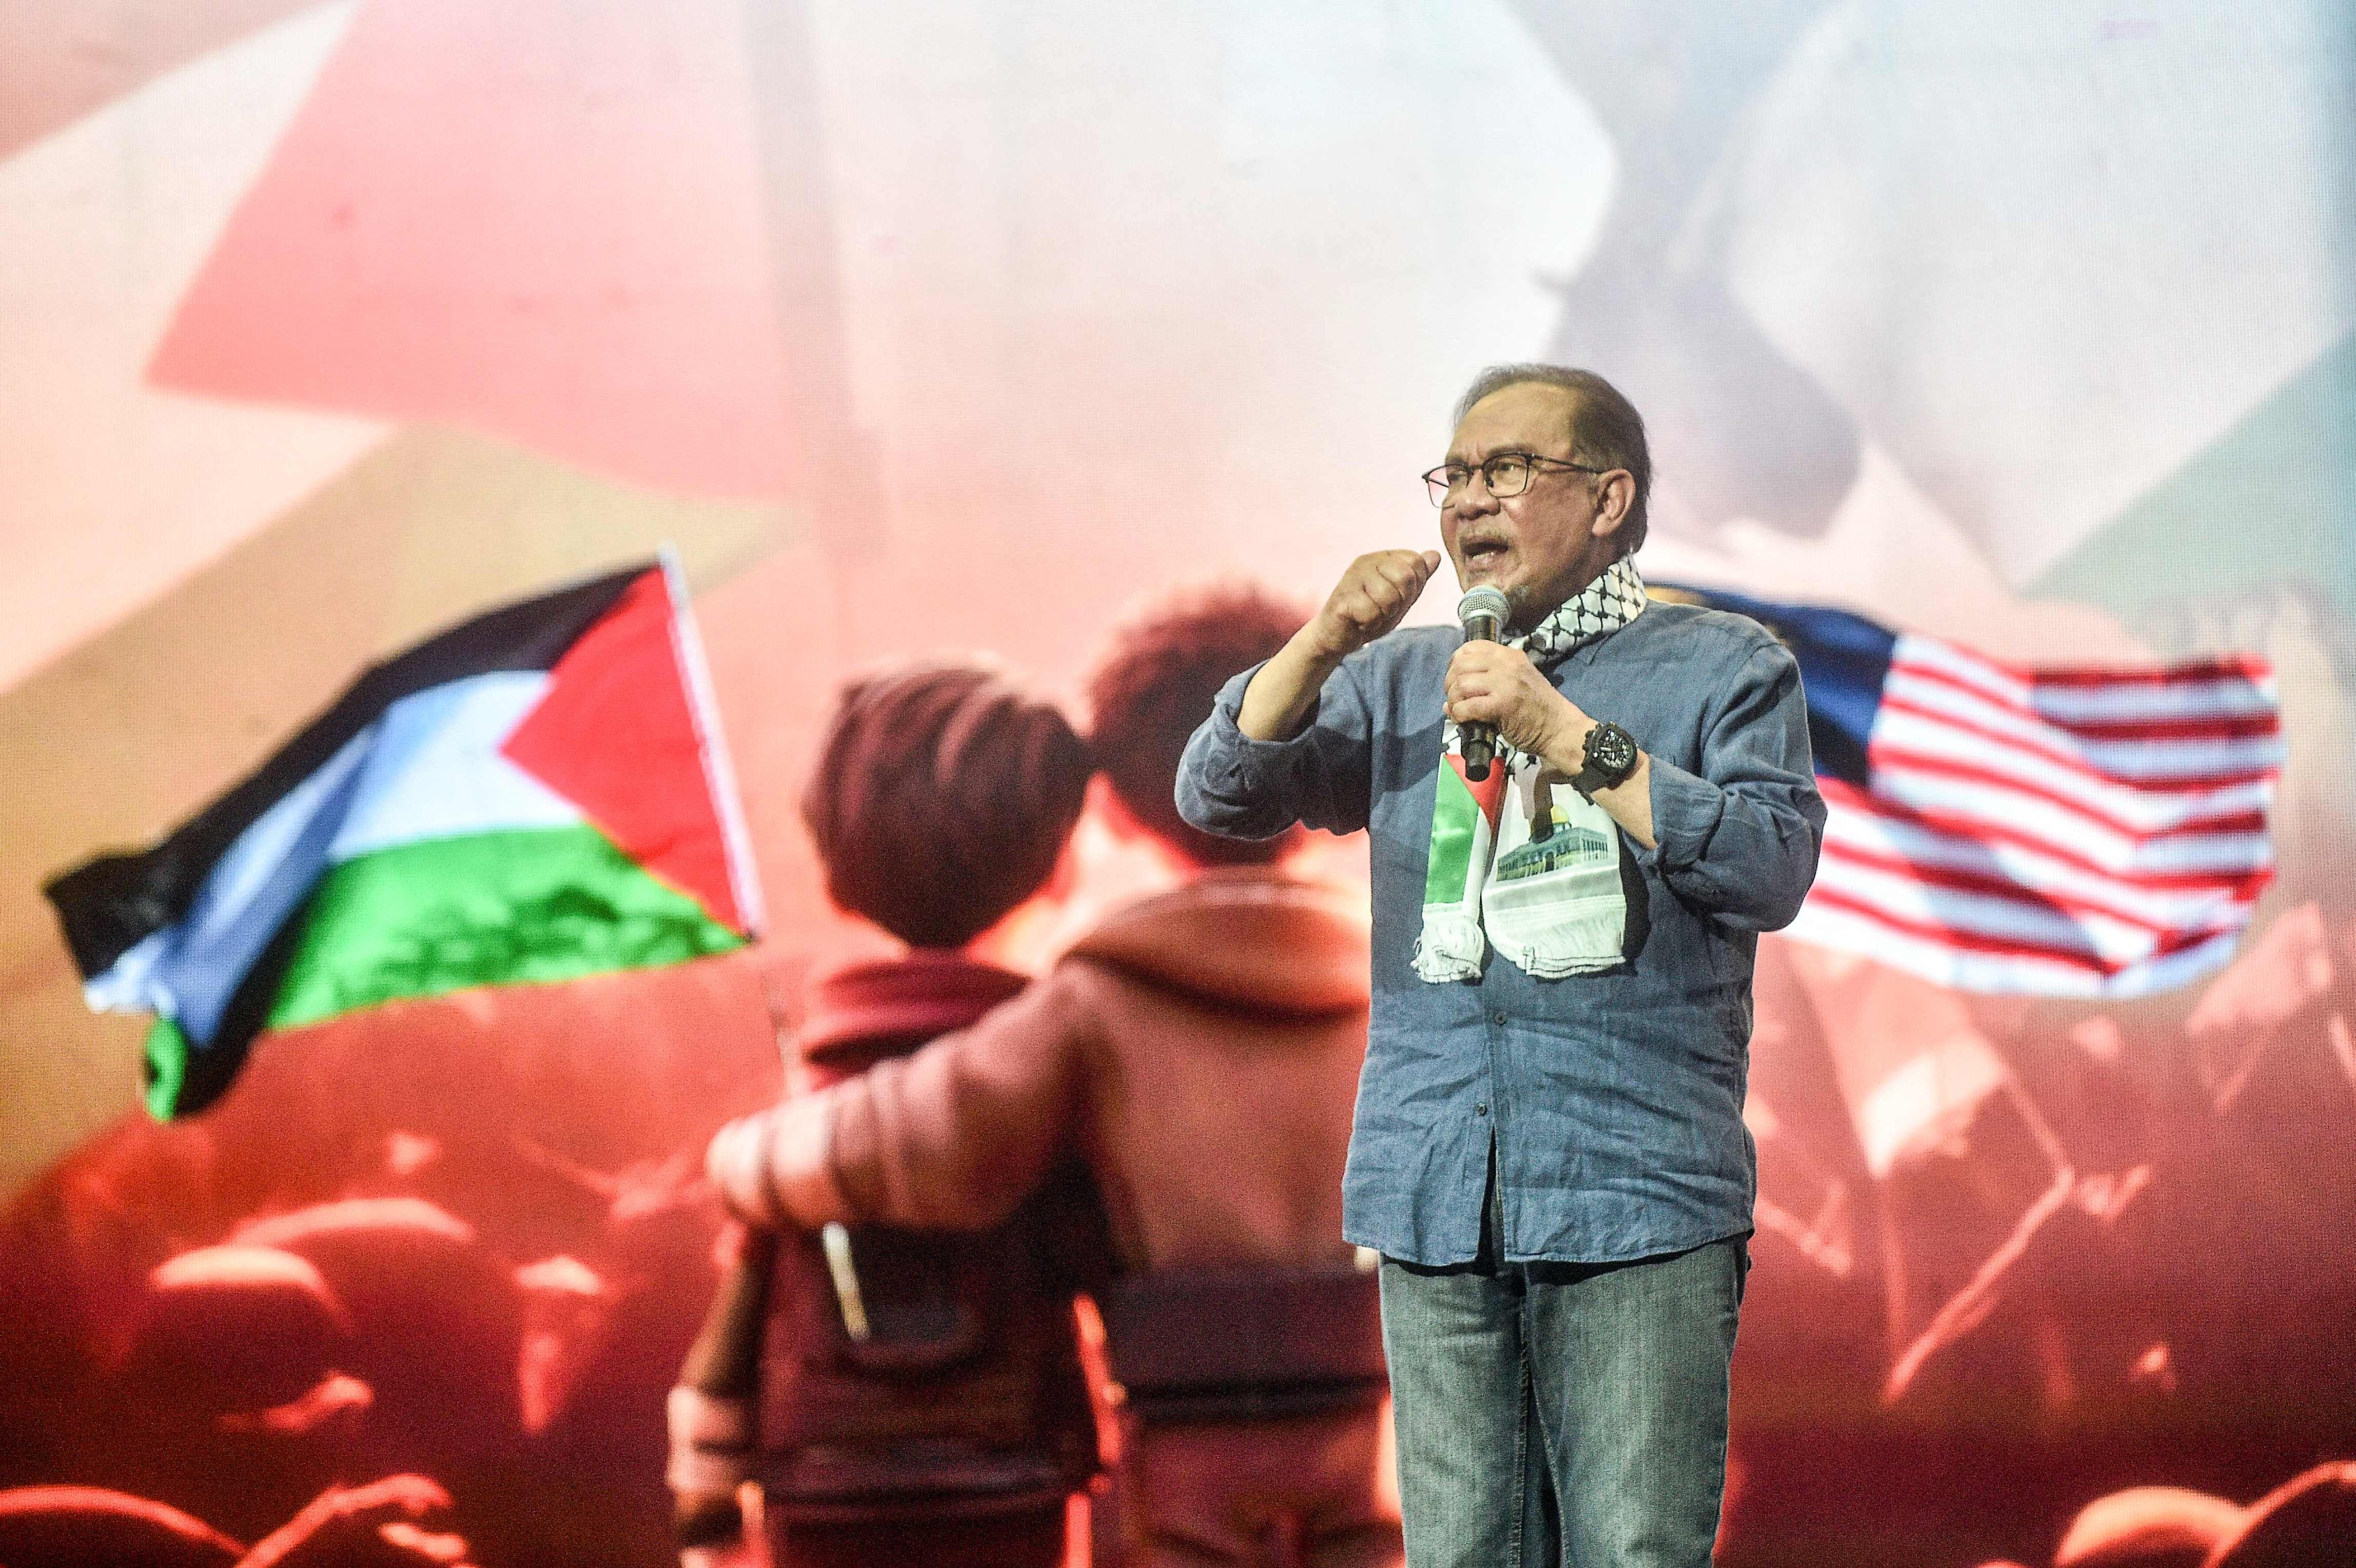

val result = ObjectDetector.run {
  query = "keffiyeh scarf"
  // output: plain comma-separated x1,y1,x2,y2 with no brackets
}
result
1413,557,1647,984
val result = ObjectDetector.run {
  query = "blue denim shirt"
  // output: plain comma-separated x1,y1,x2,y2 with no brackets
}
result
1176,601,1825,1267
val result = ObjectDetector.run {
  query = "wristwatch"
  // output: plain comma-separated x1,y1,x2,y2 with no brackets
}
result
1570,720,1640,797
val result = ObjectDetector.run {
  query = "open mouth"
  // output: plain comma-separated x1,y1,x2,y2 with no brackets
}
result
1460,538,1509,571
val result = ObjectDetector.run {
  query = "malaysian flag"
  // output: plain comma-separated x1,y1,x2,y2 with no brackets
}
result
1661,587,2283,997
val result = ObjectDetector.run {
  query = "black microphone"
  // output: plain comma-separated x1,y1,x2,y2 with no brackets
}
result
1456,586,1509,781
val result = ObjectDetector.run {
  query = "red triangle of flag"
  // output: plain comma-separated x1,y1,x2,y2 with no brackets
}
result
502,570,745,932
1445,752,1508,831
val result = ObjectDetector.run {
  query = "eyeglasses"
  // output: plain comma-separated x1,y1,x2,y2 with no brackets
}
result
1422,453,1608,507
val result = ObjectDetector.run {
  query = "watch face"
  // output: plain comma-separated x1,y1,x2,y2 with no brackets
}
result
1588,721,1638,775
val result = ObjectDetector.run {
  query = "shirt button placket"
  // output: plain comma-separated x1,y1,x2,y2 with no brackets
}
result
1481,1009,1508,1120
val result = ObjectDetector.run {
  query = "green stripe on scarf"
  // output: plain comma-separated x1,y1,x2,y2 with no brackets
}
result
1425,763,1484,904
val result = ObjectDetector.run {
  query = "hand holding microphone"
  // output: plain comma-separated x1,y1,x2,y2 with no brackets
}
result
1454,586,1509,780
1446,604,1595,786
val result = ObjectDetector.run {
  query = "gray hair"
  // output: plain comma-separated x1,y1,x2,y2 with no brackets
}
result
1453,364,1651,554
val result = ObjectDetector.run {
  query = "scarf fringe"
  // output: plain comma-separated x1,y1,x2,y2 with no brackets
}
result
1412,905,1487,982
1491,896,1630,978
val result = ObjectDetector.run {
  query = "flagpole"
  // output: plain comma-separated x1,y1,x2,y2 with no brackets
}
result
661,545,768,938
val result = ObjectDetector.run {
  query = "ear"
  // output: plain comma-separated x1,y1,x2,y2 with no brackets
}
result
1590,469,1636,539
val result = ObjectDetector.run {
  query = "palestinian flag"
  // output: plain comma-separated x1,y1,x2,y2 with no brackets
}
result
46,557,763,1119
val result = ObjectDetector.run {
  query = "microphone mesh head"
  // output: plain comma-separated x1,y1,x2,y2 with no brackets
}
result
1456,586,1509,629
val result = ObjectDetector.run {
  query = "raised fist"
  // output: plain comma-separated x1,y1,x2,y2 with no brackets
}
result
1309,549,1443,660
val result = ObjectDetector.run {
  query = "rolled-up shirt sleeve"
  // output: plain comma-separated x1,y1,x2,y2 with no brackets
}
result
1176,655,1379,840
1638,638,1826,931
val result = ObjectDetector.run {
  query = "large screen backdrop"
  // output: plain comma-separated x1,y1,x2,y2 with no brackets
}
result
1,3,2350,1566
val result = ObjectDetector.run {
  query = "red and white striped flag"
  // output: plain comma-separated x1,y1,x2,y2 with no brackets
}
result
1666,587,2282,997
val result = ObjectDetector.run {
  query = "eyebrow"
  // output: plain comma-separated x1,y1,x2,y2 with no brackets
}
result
1440,445,1554,466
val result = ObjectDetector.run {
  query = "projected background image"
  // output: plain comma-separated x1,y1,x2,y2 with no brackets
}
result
1,3,2351,1565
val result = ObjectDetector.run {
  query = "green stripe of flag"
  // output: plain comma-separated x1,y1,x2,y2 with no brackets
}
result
144,1018,192,1122
269,824,744,1032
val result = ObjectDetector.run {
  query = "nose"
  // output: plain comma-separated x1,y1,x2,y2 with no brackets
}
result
1450,472,1502,521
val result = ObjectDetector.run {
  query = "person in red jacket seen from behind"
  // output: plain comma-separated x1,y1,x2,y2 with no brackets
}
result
671,660,1107,1568
711,584,1404,1568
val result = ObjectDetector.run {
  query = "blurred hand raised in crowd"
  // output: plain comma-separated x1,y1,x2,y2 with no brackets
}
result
238,1475,472,1568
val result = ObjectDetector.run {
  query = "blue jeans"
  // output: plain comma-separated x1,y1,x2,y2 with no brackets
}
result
1378,1168,1746,1568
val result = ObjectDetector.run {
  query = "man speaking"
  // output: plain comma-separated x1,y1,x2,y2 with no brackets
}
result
1177,365,1825,1567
